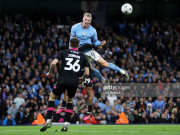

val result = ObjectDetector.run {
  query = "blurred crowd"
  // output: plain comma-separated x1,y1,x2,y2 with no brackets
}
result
0,14,180,125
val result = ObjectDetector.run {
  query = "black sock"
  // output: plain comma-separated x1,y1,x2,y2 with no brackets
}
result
88,105,92,113
65,103,73,122
61,100,66,108
46,101,55,119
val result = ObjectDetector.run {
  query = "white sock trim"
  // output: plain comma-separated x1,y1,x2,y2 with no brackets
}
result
46,119,51,123
64,122,70,127
120,69,125,75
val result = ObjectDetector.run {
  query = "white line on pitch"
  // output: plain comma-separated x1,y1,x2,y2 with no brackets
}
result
1,130,180,134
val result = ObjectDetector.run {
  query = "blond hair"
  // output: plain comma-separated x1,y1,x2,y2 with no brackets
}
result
84,13,92,19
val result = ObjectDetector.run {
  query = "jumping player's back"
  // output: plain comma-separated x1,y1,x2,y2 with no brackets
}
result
56,49,88,87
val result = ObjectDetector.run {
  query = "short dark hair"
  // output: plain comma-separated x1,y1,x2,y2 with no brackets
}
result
70,37,79,48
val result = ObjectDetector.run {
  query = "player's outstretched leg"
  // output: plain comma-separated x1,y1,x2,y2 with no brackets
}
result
93,68,106,83
40,92,57,132
40,121,52,132
97,56,129,82
108,63,129,82
40,100,55,132
61,103,73,132
83,52,106,83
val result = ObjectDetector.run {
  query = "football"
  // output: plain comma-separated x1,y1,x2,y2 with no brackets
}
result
121,3,133,15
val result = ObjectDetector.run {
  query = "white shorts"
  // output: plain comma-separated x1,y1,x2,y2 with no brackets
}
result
84,49,101,61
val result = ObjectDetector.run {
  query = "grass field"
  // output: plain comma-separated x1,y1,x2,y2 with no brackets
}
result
0,125,180,135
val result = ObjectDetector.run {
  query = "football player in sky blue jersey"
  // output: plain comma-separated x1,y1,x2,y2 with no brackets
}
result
70,13,129,82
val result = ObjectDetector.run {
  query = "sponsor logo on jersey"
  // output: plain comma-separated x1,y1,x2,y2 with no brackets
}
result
68,54,80,59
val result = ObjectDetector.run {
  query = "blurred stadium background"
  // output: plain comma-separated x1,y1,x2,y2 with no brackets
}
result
0,0,180,129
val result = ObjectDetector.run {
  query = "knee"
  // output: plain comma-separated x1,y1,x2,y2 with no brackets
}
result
49,92,57,101
67,98,73,103
49,96,55,101
88,92,93,98
101,62,109,68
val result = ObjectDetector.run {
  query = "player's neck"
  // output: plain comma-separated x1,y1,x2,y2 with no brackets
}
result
81,23,90,29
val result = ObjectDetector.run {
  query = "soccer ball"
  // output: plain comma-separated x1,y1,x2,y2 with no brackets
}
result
121,3,133,15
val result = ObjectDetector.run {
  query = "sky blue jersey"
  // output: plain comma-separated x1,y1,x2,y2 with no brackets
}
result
70,22,101,48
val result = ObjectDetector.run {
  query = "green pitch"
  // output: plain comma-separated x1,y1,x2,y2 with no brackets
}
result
0,125,180,135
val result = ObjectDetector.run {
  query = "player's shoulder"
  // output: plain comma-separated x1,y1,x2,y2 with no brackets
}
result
72,22,81,29
89,25,96,32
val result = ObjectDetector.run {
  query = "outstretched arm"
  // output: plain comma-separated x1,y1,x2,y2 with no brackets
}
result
92,29,101,46
100,40,106,46
46,59,59,77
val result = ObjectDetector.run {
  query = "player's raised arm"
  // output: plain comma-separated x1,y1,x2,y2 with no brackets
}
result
92,29,101,46
92,29,106,46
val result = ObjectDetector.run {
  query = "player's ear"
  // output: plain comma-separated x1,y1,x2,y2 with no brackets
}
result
78,44,80,48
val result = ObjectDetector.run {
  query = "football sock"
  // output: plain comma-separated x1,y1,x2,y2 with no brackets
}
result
65,103,73,122
62,100,66,108
93,68,103,81
46,101,55,120
88,105,92,113
108,63,125,74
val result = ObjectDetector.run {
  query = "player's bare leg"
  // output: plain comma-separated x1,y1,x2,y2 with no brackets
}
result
84,54,105,83
40,92,57,132
89,62,106,83
97,56,129,82
83,86,93,121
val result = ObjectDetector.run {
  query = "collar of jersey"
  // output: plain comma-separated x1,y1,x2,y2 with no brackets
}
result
81,22,90,29
71,48,78,51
